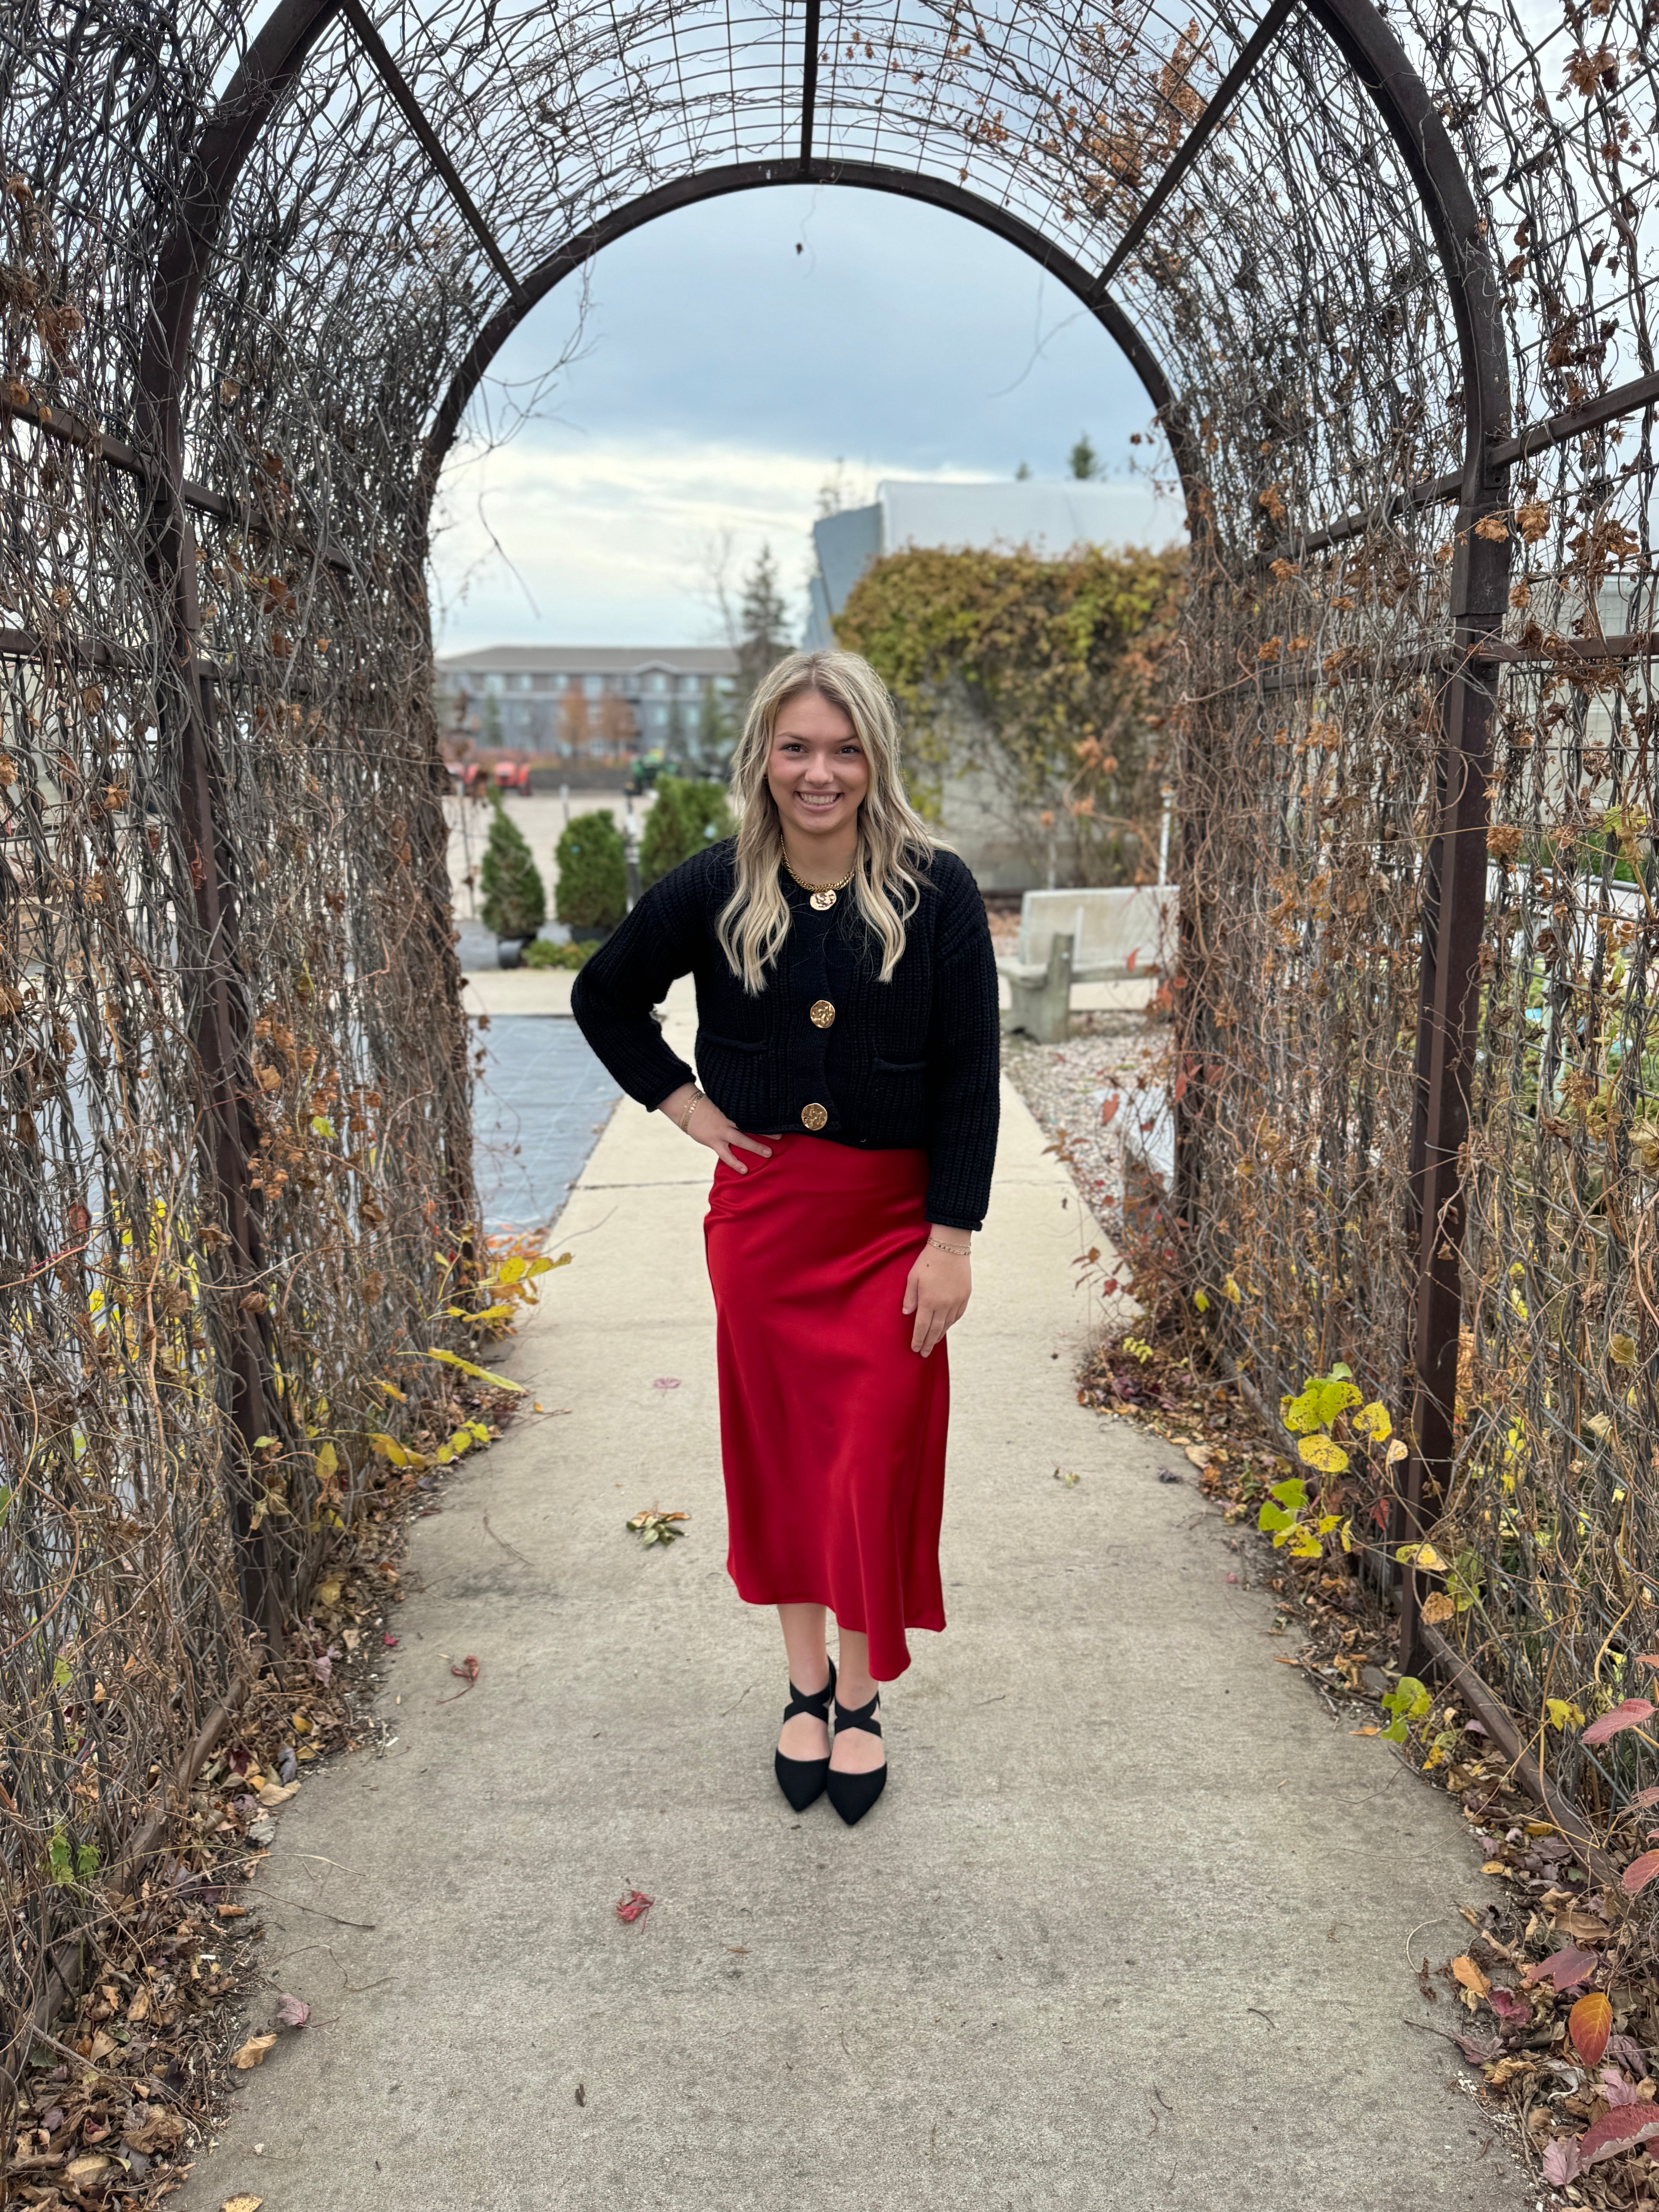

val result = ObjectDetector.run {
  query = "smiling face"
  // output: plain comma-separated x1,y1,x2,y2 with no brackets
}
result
764,687,870,857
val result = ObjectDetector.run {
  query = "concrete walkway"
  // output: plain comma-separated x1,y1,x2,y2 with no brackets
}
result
181,984,1514,2212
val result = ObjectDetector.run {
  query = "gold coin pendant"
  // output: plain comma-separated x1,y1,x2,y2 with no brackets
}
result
809,888,837,911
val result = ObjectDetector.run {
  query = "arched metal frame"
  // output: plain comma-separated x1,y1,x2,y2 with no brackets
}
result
147,0,1516,1669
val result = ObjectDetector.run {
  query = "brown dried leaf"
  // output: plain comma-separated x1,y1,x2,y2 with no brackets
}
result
1452,1953,1491,1998
231,2033,277,2069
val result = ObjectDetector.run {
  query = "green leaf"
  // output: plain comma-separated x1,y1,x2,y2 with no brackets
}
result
48,1831,72,1885
1268,1477,1309,1510
1257,1502,1295,1534
52,1657,70,1690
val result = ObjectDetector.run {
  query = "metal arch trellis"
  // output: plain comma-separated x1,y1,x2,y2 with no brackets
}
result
0,0,1655,2094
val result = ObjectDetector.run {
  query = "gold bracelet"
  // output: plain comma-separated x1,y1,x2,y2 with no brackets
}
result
678,1085,704,1133
928,1237,972,1257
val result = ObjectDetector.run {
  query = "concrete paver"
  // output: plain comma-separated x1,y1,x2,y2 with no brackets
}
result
180,981,1515,2212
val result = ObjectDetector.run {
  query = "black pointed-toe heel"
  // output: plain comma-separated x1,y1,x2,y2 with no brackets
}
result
826,1690,887,1827
774,1656,836,1811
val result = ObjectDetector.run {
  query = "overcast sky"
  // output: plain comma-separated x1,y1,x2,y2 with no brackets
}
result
428,184,1185,656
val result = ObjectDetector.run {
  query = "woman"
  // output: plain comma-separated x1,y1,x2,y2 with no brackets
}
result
572,649,999,1824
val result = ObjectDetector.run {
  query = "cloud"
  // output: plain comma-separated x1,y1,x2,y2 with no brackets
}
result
428,185,1187,651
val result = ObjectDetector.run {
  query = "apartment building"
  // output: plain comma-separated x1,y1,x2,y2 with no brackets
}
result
435,644,740,757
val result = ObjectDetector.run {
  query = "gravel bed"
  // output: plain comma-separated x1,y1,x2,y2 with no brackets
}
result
1000,1014,1166,1220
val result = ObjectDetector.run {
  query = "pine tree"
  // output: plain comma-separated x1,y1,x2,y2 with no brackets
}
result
1068,433,1102,481
735,544,792,714
694,685,734,770
478,788,546,942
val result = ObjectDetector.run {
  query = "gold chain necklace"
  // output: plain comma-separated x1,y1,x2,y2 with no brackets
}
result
783,854,857,911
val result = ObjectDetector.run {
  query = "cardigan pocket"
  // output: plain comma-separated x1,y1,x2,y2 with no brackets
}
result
700,1030,766,1055
872,1053,928,1076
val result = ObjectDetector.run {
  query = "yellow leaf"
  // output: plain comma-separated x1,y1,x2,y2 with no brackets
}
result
1385,1437,1408,1465
375,1378,407,1403
1223,1274,1242,1303
1353,1400,1392,1443
448,1428,474,1454
368,1431,408,1467
315,1578,342,1609
425,1348,524,1392
1422,1592,1456,1625
1297,1434,1350,1474
1610,1333,1638,1367
1193,1289,1210,1313
1587,1412,1615,1441
313,1441,338,1484
1546,1697,1585,1731
527,1252,572,1276
1451,1953,1491,1998
222,2198,265,2212
1395,1542,1446,1571
497,1255,528,1285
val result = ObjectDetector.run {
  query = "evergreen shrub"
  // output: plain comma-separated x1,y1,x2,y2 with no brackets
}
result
555,809,628,933
639,775,734,890
479,792,546,941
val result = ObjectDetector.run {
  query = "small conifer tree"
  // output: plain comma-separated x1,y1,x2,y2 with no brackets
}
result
639,775,734,890
478,788,547,942
555,809,628,934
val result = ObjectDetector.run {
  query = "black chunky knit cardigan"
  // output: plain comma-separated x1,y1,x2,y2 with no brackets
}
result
570,839,1001,1231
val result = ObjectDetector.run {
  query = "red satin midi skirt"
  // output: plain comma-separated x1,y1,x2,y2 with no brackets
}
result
703,1133,950,1681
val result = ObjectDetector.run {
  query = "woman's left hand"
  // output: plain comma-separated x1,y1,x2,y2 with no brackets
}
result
902,1233,972,1357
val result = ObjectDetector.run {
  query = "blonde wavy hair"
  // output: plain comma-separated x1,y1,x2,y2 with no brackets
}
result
716,649,938,993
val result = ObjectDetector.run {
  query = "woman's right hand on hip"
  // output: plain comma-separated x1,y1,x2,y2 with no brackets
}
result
658,1082,773,1175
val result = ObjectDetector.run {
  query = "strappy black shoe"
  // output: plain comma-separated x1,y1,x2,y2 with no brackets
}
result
774,1655,836,1812
826,1690,887,1827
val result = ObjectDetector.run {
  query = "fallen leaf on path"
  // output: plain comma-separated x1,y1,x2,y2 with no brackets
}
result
275,1991,311,2029
652,1376,682,1389
1451,1954,1490,1999
125,2108,185,2154
1580,2102,1659,2165
627,1508,689,1546
65,2156,109,2183
216,1903,247,1920
1184,1445,1211,1469
1540,2138,1582,2187
256,1779,299,1808
1053,1467,1079,1486
1599,2066,1641,2106
1488,1987,1528,2023
1485,2054,1537,2088
616,1889,654,1924
1523,1945,1598,1991
222,2197,264,2212
439,1655,480,1702
1607,2033,1649,2074
384,1632,399,1646
1100,1094,1120,1127
1570,1990,1613,2068
232,2034,276,2069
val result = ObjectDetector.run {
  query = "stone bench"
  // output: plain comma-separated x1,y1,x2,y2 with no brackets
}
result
998,886,1172,1043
